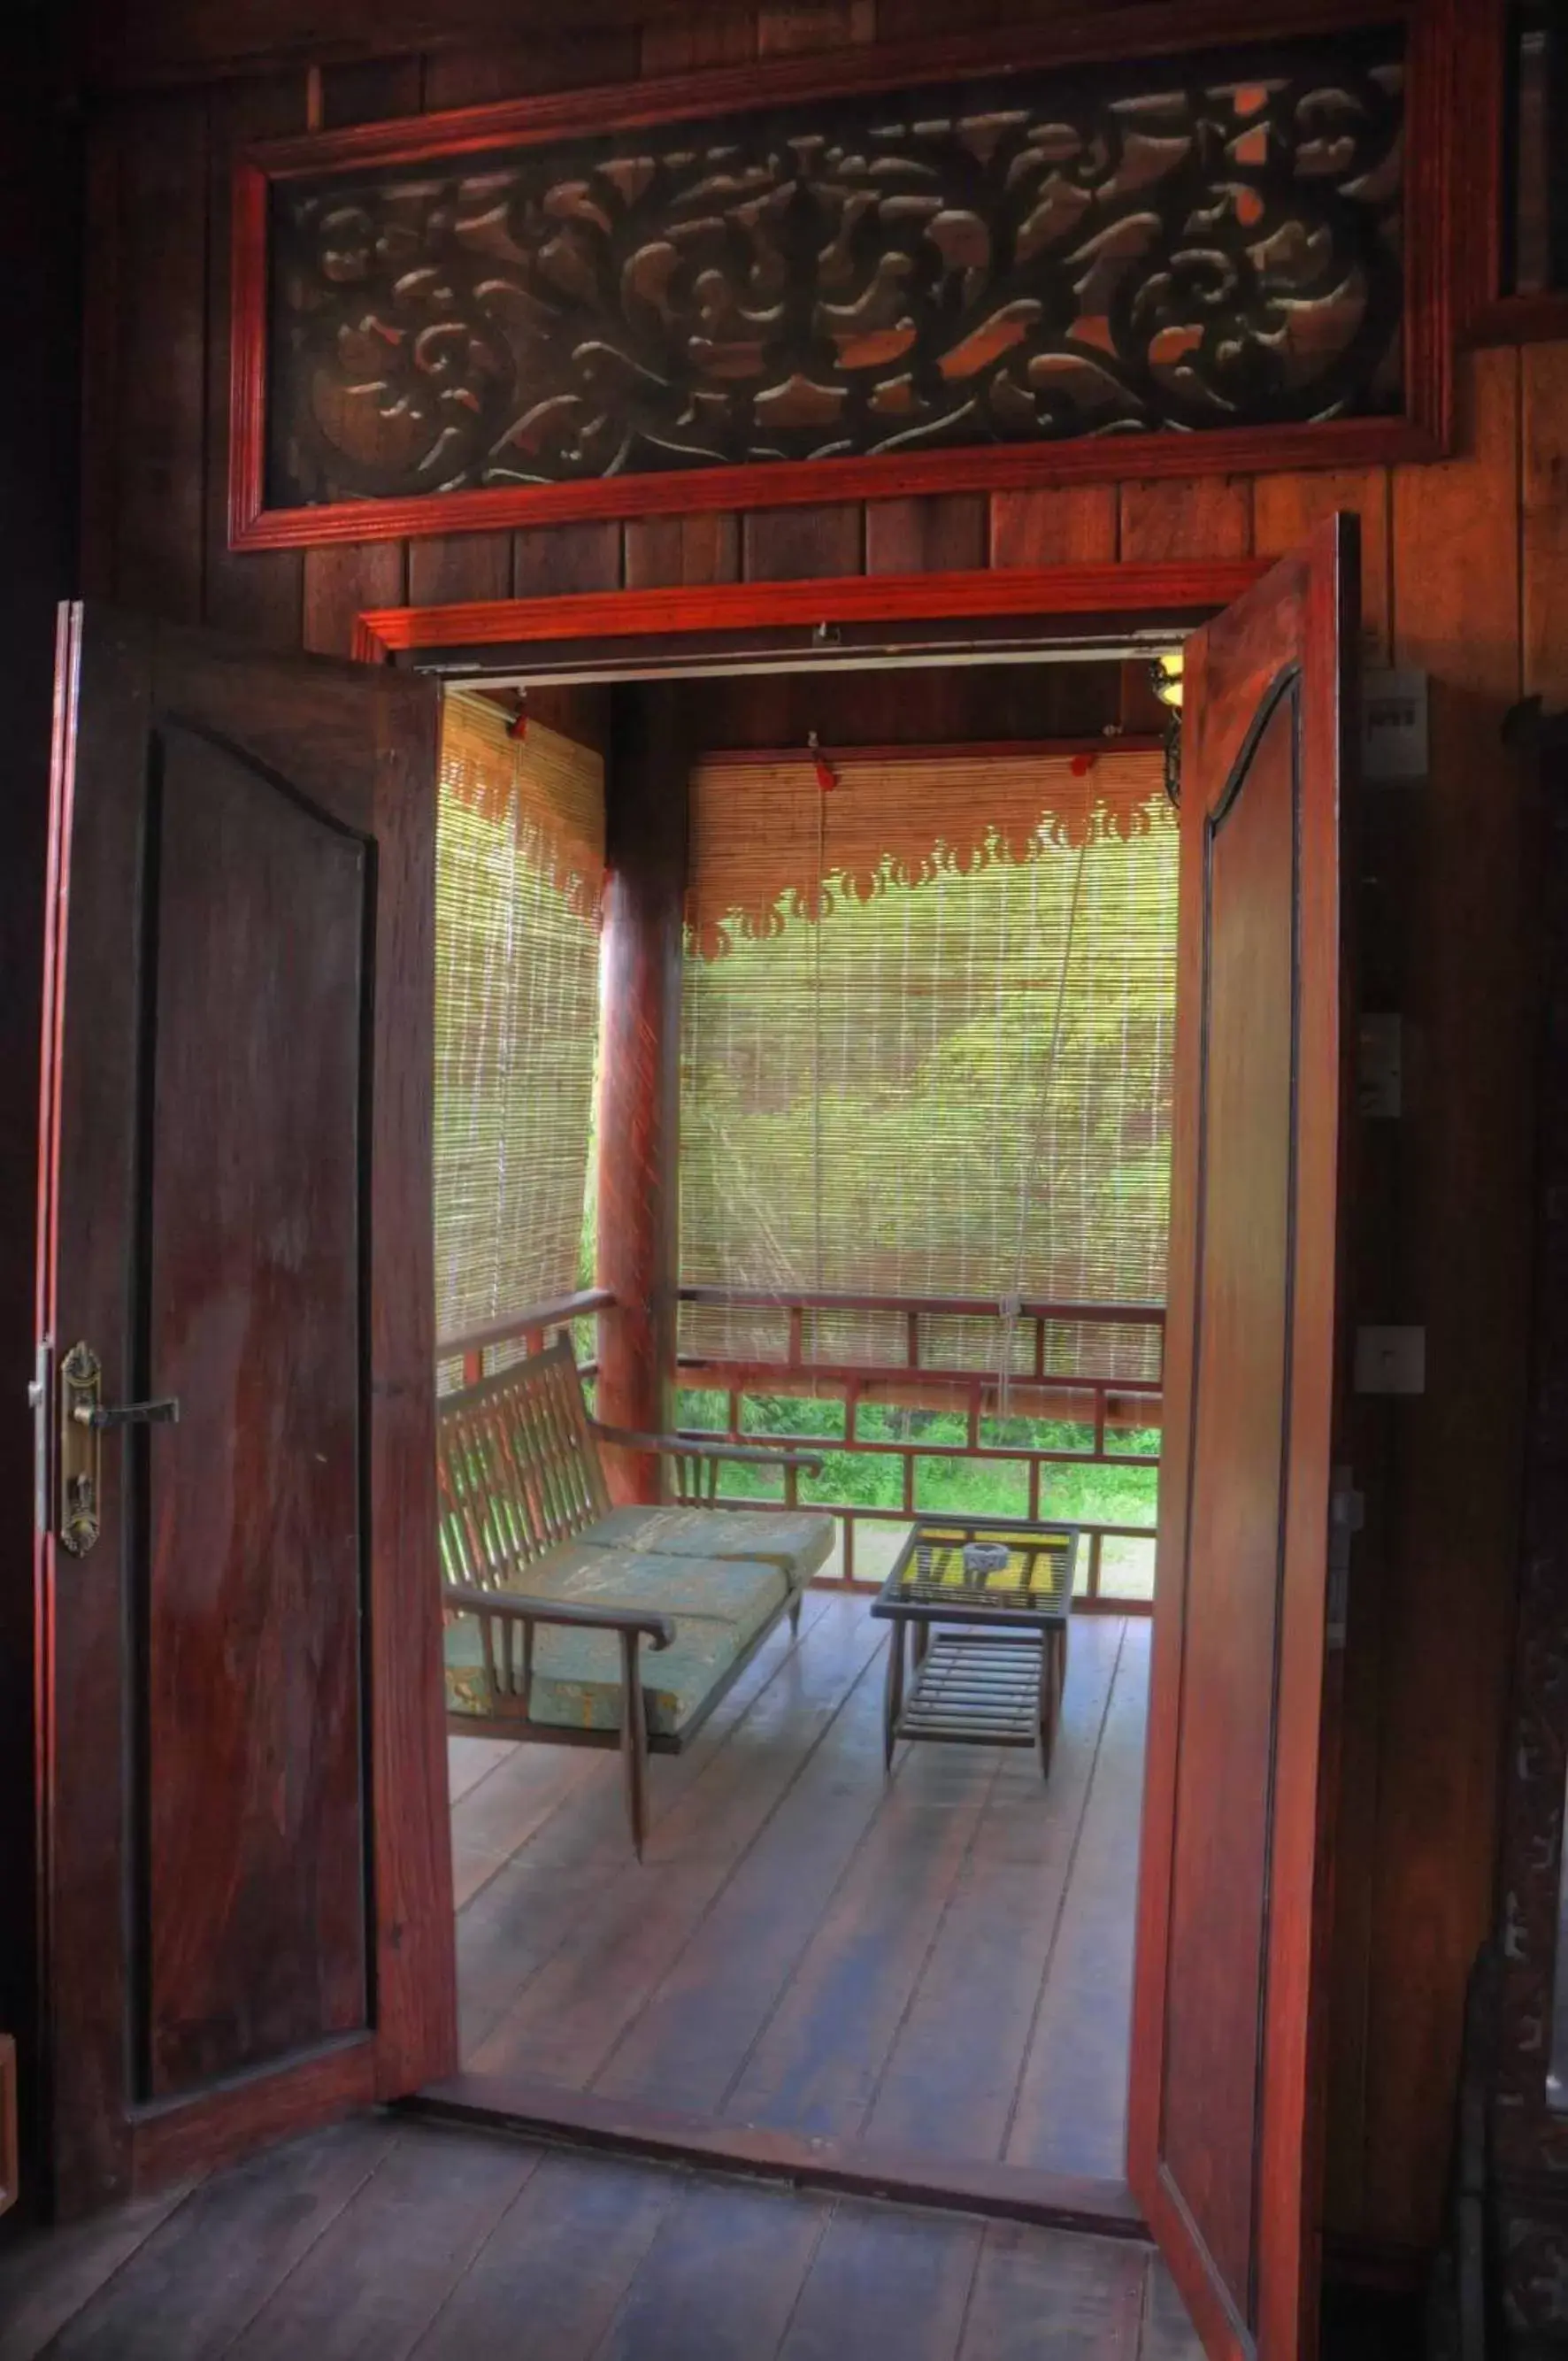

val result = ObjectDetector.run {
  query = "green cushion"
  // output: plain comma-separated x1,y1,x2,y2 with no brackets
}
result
585,1505,834,1590
443,1550,788,1738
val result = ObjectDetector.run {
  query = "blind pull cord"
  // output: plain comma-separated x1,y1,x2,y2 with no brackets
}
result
999,833,1091,1423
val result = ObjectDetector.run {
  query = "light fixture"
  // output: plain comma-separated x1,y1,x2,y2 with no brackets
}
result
1148,648,1184,809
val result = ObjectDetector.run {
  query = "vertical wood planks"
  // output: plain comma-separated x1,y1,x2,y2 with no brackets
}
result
1118,477,1253,563
743,504,865,581
989,488,1118,568
204,78,308,648
1362,344,1528,2250
102,95,210,621
1254,468,1392,664
865,496,988,575
300,60,421,653
1523,342,1568,705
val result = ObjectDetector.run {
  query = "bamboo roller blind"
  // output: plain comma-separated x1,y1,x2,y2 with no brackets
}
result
680,746,1176,1385
434,693,604,1363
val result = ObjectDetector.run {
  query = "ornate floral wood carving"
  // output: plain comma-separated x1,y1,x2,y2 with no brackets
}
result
228,17,1450,550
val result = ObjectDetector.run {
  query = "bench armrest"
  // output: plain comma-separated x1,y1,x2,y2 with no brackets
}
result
444,1581,675,1650
590,1424,826,1479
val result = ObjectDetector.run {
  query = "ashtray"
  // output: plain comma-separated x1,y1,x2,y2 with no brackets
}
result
962,1542,1012,1578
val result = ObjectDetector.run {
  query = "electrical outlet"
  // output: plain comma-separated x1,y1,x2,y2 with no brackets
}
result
1362,667,1428,781
1354,1326,1426,1396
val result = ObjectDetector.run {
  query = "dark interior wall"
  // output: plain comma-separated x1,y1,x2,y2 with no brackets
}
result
0,2,83,2222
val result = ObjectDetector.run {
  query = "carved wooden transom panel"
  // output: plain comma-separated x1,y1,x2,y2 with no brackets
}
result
261,28,1406,514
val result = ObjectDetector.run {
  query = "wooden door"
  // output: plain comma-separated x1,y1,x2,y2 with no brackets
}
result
1129,517,1358,2360
34,604,456,2217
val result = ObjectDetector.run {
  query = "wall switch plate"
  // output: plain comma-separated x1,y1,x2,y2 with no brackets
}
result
1357,1013,1403,1117
1354,1325,1426,1395
1362,667,1428,781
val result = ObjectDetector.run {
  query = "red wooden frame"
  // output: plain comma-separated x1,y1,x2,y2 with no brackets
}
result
351,560,1270,665
229,2,1453,555
1453,0,1568,346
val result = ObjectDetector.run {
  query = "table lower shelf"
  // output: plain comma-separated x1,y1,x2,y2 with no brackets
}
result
884,1623,1068,1776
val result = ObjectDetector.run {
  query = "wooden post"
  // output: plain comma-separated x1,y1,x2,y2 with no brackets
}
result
596,686,690,1504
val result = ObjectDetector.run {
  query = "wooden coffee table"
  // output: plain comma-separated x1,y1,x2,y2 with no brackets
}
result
871,1516,1080,1776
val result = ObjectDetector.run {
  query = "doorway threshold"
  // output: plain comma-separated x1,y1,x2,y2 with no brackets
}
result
401,2072,1147,2242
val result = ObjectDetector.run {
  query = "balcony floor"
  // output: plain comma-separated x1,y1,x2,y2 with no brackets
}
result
452,1591,1148,2189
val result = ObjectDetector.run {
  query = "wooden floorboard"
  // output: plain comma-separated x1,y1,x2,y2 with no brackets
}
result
1004,1619,1150,2181
466,1596,886,2088
31,2116,396,2360
0,2121,1203,2359
0,2181,196,2361
451,1596,1147,2193
861,1617,1126,2162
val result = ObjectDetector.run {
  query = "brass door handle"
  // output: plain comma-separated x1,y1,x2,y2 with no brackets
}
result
72,1397,180,1428
57,1343,178,1556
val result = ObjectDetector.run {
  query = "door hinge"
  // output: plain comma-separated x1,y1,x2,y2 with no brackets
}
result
1327,1467,1365,1650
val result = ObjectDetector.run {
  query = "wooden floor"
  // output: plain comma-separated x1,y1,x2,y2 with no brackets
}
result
451,1593,1148,2185
0,2117,1200,2360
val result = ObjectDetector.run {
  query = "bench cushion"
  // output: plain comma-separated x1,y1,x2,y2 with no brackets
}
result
584,1505,834,1590
443,1549,788,1738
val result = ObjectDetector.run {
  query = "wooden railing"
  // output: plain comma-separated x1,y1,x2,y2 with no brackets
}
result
437,1288,615,1388
436,1282,1164,1608
674,1285,1164,1608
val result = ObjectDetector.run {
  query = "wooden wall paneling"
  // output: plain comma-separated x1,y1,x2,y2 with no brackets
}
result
299,60,422,652
1254,469,1393,665
204,76,308,646
1360,344,1529,2251
756,2,874,58
512,524,625,599
1118,476,1253,562
742,505,865,581
105,96,210,622
1523,342,1568,708
989,488,1118,569
865,496,988,576
639,10,758,73
624,515,742,592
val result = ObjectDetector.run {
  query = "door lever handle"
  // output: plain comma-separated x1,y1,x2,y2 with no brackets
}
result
73,1396,180,1428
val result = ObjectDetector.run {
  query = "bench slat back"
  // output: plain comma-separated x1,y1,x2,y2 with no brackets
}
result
437,1339,611,1591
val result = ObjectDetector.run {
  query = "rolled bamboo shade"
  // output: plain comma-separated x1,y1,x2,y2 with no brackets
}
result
434,694,604,1362
684,745,1167,959
679,744,1176,1385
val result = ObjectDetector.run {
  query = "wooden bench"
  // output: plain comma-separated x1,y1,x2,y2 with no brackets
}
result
437,1340,835,1853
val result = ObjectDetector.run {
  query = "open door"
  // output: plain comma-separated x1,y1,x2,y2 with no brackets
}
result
34,605,456,2217
1129,517,1357,2360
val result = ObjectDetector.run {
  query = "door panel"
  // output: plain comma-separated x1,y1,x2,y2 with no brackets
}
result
146,724,369,2097
1130,519,1357,2361
36,606,454,2215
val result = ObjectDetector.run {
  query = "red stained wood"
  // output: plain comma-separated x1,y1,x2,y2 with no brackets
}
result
354,560,1267,662
624,514,742,591
743,504,865,582
1129,518,1357,2361
406,534,512,611
37,609,452,2213
512,519,624,596
144,717,368,2095
990,487,1118,568
1118,476,1252,562
865,496,988,575
595,687,691,1493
